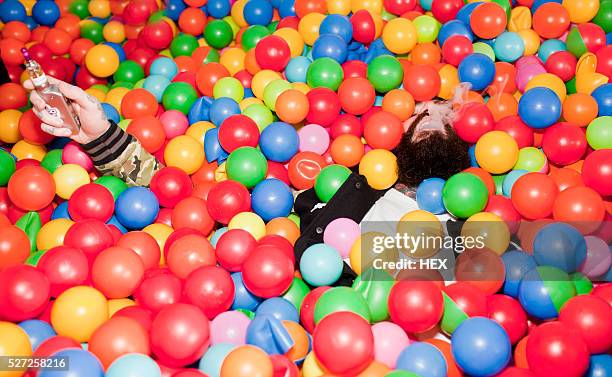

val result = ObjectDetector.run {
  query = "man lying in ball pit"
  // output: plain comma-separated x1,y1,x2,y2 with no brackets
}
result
26,77,470,287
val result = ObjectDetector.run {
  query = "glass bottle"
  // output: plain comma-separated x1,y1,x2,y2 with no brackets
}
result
22,48,81,134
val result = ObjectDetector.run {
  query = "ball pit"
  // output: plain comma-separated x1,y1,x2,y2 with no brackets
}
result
0,0,611,376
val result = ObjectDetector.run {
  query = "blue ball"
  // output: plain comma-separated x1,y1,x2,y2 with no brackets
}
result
278,0,296,18
207,0,231,18
101,103,120,124
107,215,128,234
106,354,161,377
451,317,511,377
209,97,241,126
493,32,525,62
199,343,237,377
38,349,103,377
231,272,262,310
51,201,71,220
416,178,446,214
251,179,294,222
502,169,529,197
518,266,568,319
115,187,159,229
149,57,178,80
255,297,299,322
103,42,126,62
456,2,482,26
210,227,229,248
259,121,299,162
32,0,60,25
502,250,537,297
458,53,495,91
143,75,171,103
531,0,562,13
396,342,447,377
519,87,561,128
18,320,56,350
438,20,474,46
285,56,311,83
243,0,274,25
468,144,479,167
189,96,213,124
246,315,294,355
538,39,566,63
592,83,612,116
586,354,612,377
204,127,229,163
312,34,348,63
320,14,353,43
24,15,37,30
300,243,343,286
0,0,26,23
420,0,434,10
533,223,586,273
165,0,187,21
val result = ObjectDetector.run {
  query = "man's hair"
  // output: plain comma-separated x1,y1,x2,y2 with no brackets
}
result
395,111,471,188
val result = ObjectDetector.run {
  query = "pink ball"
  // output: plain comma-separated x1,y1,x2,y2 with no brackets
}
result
159,110,189,139
323,217,361,258
298,124,330,155
516,63,547,92
371,321,410,369
62,142,94,172
515,56,543,70
579,236,612,278
209,310,250,346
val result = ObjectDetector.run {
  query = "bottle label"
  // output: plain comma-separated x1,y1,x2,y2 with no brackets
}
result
32,74,47,87
45,105,62,120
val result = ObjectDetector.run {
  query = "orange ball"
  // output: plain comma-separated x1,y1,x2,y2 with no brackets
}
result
532,3,570,39
424,339,464,377
562,93,599,127
175,55,198,73
121,88,159,119
0,83,28,111
43,28,73,56
178,7,207,36
88,316,150,369
91,246,145,299
330,134,365,167
275,89,309,124
382,89,415,121
2,21,31,43
8,166,56,211
411,43,441,65
294,0,327,18
486,92,518,121
284,321,310,362
265,217,300,245
220,345,274,377
245,48,262,75
0,38,25,66
55,14,82,40
196,63,230,97
470,3,507,39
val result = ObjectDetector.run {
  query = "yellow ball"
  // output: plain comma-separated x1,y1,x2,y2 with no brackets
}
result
518,29,540,56
107,298,136,317
239,97,264,111
220,47,246,75
525,73,567,102
397,210,443,258
0,109,22,144
438,64,459,100
37,219,74,251
475,131,519,174
104,87,130,112
327,0,352,14
461,212,510,255
85,45,120,78
0,322,32,377
186,121,216,145
89,0,111,18
251,70,282,99
164,135,205,174
273,28,305,57
231,0,248,27
85,87,107,102
576,52,597,76
358,149,398,190
349,231,399,275
351,0,383,13
576,72,608,95
228,212,266,240
103,20,126,44
562,0,599,23
53,164,91,199
298,13,326,46
382,18,417,54
223,16,240,37
10,140,46,161
301,352,326,377
51,286,108,343
143,223,174,265
508,6,532,31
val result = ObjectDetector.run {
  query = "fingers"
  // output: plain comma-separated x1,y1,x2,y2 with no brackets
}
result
23,79,34,91
40,123,72,137
32,107,64,128
29,91,45,111
58,82,96,110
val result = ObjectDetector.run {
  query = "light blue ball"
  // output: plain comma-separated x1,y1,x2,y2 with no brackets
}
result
199,343,237,377
259,121,299,162
143,75,171,103
502,169,529,197
285,56,311,83
38,349,103,377
106,354,161,377
494,32,525,62
396,342,447,377
210,227,229,247
231,272,262,310
299,243,343,286
255,297,299,322
18,320,56,350
149,57,178,80
538,39,566,63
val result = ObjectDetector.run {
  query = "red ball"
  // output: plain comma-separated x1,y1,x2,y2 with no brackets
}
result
242,244,294,298
75,66,107,89
92,246,145,299
558,295,612,354
64,219,115,262
487,294,528,345
33,336,81,357
141,21,174,50
582,149,612,196
68,183,114,222
150,167,194,209
442,35,473,67
552,186,605,234
0,225,30,271
38,246,89,297
330,113,362,138
494,115,534,148
218,114,260,152
402,64,441,102
306,88,341,127
453,102,495,143
496,367,537,377
134,269,183,313
313,311,374,376
265,161,290,185
351,10,377,44
7,166,56,211
258,235,295,264
545,51,577,82
541,122,587,166
215,229,257,272
299,286,331,334
342,60,368,79
150,303,210,367
172,371,207,377
444,281,487,317
166,234,216,279
184,265,234,319
255,35,291,71
485,195,521,233
383,0,416,15
124,0,153,25
337,77,376,115
112,306,154,332
595,45,612,77
0,265,50,322
388,280,444,333
18,109,55,145
363,111,403,150
88,316,150,369
526,322,589,377
122,88,159,119
431,0,464,23
172,197,215,235
206,180,251,224
117,231,161,270
163,228,204,260
511,173,558,220
576,23,606,53
126,115,167,153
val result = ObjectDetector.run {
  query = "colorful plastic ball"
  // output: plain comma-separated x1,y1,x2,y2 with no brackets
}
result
50,286,108,342
314,164,351,203
106,353,161,377
474,130,519,174
251,179,293,222
85,44,120,78
592,83,612,116
486,294,528,346
533,223,586,273
337,77,375,115
541,122,587,165
306,57,344,91
37,348,103,377
149,167,193,209
586,116,612,150
566,23,606,58
388,281,443,333
207,180,252,224
8,166,55,211
453,102,495,143
519,266,576,320
299,243,343,287
205,19,234,49
115,187,159,230
558,295,612,355
470,2,507,39
396,342,447,377
242,244,294,298
171,197,215,236
493,32,525,62
254,35,291,72
381,17,417,54
91,246,145,299
367,55,403,93
68,183,114,222
356,149,397,190
415,178,446,214
0,149,16,187
0,265,49,322
225,147,268,189
162,82,198,115
210,310,250,346
582,149,612,196
402,64,441,102
511,172,558,219
552,186,606,234
458,53,495,91
442,172,489,218
219,345,273,377
150,57,178,80
164,135,205,175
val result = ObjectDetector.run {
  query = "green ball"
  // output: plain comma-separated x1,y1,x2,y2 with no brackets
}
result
442,172,489,218
413,15,441,43
69,0,90,19
26,250,47,267
593,0,612,33
134,79,146,89
162,82,198,114
314,286,372,324
170,33,199,57
226,147,269,188
267,21,279,33
586,116,611,150
473,42,496,61
149,10,166,23
0,149,16,186
352,270,394,323
282,277,311,312
513,147,547,172
440,291,469,335
94,176,128,200
223,16,240,37
314,164,351,203
288,212,300,227
113,60,145,84
306,57,344,91
243,103,274,131
80,22,104,44
537,266,576,312
213,77,245,102
492,174,506,195
263,79,292,111
204,20,234,49
236,309,256,319
566,26,587,58
91,84,110,94
570,272,593,295
204,48,221,63
112,81,134,90
242,25,271,51
566,77,577,94
385,371,421,377
367,55,403,93
40,149,63,174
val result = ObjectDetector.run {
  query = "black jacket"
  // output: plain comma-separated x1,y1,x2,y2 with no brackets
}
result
0,58,10,84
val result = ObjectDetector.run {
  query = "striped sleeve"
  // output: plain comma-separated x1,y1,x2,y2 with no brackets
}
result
81,121,163,187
